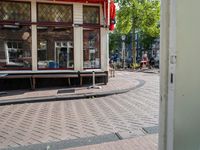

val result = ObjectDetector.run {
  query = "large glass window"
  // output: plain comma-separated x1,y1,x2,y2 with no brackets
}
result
0,25,32,70
37,3,73,23
0,1,31,70
83,29,100,69
37,3,74,70
83,6,100,24
0,1,31,22
37,27,74,69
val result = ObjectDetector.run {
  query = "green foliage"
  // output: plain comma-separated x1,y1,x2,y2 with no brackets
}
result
109,31,133,55
109,31,122,54
139,31,157,50
116,0,160,37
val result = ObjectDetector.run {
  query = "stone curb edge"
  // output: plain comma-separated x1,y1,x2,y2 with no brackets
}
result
0,79,145,106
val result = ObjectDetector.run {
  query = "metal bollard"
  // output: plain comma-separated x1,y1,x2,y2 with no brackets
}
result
92,71,95,86
88,71,102,89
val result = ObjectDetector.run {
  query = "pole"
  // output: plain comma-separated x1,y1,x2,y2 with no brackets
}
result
122,41,125,69
121,35,126,69
92,71,95,87
88,71,102,89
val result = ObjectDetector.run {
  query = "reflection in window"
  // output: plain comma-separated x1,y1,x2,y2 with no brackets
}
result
0,25,32,70
83,6,100,24
37,27,74,69
37,3,73,23
0,1,31,22
38,41,47,61
83,29,100,69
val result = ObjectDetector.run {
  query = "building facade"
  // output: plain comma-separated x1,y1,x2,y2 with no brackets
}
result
0,0,114,88
0,0,112,73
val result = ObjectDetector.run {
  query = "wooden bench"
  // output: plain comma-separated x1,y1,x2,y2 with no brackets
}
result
80,72,108,86
0,74,33,89
32,74,79,90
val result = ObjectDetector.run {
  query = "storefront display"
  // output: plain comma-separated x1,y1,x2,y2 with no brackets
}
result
83,29,100,69
0,0,114,72
0,1,32,70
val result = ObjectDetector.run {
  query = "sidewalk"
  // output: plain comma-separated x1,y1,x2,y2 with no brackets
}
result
0,71,144,105
67,134,158,150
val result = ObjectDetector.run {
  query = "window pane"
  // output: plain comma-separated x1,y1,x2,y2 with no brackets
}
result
0,1,31,22
83,6,100,24
83,29,100,69
38,41,47,61
0,25,32,70
38,4,73,23
37,27,74,69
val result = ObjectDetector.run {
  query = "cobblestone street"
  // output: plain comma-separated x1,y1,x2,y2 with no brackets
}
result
0,72,159,149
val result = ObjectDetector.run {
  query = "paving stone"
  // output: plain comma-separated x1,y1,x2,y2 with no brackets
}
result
0,72,159,149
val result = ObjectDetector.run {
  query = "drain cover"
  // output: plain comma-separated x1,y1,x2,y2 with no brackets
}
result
143,126,159,134
57,89,75,94
116,129,145,140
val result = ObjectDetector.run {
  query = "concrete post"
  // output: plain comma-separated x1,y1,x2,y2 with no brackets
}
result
31,0,37,71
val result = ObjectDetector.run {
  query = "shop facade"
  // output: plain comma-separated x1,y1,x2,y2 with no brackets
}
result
0,0,115,89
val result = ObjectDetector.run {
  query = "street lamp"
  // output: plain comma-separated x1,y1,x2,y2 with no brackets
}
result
121,35,126,69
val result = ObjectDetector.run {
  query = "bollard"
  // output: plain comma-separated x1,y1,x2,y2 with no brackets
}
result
88,71,102,89
92,71,95,86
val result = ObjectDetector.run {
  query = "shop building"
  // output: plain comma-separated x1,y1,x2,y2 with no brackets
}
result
0,0,115,89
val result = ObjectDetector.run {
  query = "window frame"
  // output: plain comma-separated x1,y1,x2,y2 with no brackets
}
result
83,5,100,26
83,28,101,70
5,41,23,65
0,40,32,71
0,1,32,71
0,1,31,25
37,26,74,70
36,3,74,71
37,3,73,26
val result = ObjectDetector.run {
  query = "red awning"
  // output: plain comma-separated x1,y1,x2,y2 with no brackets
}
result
55,0,108,4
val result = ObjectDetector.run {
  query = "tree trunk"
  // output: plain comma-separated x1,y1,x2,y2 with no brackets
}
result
132,21,136,65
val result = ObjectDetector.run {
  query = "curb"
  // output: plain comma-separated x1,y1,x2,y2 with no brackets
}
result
0,79,145,106
136,69,160,74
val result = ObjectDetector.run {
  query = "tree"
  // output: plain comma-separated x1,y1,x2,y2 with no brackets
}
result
109,31,133,57
139,31,157,50
109,31,122,55
115,0,160,63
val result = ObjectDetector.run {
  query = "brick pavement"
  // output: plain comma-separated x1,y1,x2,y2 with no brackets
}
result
0,71,140,101
66,134,158,150
0,72,159,149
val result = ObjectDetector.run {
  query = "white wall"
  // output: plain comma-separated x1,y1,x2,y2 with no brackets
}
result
174,0,200,149
159,0,170,149
101,28,109,71
160,0,200,149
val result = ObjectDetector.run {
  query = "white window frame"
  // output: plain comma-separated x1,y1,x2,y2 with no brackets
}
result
54,41,74,68
5,41,23,65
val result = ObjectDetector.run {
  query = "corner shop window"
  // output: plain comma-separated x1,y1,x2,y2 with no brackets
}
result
83,29,100,69
37,27,74,69
0,25,32,70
